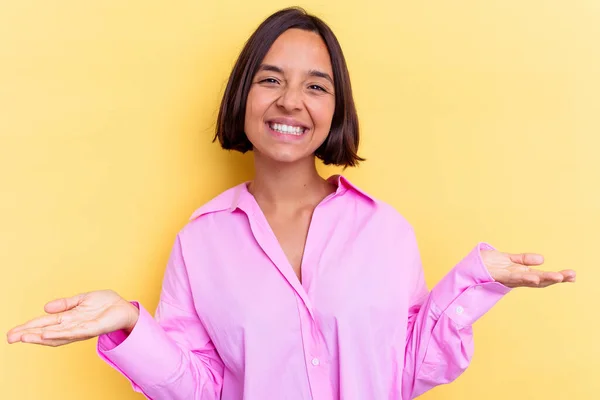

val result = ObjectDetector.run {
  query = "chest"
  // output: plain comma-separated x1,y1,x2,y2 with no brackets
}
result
263,209,313,282
181,205,412,370
186,208,409,330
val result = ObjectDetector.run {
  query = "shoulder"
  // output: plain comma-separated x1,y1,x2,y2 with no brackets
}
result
188,183,246,221
174,182,248,239
372,198,416,240
335,175,415,234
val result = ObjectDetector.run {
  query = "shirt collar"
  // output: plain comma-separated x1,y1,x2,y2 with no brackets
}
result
327,174,376,204
189,174,376,221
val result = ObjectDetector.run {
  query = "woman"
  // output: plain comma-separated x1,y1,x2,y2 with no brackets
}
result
6,7,575,400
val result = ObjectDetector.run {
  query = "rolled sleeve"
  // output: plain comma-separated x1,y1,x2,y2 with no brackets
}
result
431,242,512,326
97,301,185,388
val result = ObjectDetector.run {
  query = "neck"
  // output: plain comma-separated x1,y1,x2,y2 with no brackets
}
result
249,154,333,208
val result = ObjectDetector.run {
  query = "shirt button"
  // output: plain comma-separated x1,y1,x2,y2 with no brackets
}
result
311,357,320,366
455,306,464,315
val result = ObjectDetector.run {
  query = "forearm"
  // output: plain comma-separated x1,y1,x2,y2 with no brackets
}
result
402,243,511,399
98,302,223,400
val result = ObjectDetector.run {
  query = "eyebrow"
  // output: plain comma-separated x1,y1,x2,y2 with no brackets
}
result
258,64,284,74
308,69,334,85
258,64,334,85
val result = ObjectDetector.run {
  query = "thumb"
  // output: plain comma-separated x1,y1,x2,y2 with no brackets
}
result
44,293,85,314
508,253,544,266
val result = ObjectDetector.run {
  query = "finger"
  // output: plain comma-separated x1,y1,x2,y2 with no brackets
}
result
537,273,565,288
7,312,70,335
7,329,25,344
502,269,550,288
504,267,575,288
8,326,54,343
41,320,102,341
20,333,81,347
540,270,564,281
508,253,544,266
518,270,565,288
44,293,86,314
7,320,79,343
560,269,577,282
519,272,542,287
494,270,540,288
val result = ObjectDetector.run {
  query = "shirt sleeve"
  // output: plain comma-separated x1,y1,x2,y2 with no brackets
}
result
401,228,511,399
96,233,224,400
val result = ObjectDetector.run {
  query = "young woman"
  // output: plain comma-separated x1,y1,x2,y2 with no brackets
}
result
7,7,575,400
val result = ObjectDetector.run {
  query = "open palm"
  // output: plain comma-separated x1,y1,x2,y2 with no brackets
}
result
6,290,139,347
482,250,576,288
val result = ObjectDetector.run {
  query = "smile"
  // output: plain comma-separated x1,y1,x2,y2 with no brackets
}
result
268,122,307,136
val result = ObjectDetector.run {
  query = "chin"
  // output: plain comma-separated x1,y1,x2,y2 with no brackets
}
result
267,153,306,163
257,148,311,164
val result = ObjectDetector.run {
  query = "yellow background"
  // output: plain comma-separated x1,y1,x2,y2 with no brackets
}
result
1,1,598,399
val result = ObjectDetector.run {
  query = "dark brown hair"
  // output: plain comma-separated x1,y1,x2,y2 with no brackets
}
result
213,6,364,167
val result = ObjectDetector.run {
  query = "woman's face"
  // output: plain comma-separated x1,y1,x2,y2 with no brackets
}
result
244,28,336,164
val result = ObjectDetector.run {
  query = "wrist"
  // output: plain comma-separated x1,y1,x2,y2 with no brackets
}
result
123,301,140,334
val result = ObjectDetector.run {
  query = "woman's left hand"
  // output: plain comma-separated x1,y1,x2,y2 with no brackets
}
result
481,250,576,288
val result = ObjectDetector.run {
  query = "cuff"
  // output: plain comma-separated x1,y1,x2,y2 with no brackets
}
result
96,301,184,387
97,302,139,352
431,242,512,326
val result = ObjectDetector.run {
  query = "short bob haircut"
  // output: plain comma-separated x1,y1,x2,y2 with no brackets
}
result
213,7,364,167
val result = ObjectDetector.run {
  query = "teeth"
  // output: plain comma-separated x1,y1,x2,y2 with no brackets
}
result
270,123,305,135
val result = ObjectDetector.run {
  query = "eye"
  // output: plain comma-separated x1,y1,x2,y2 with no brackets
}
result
259,78,279,84
308,84,326,92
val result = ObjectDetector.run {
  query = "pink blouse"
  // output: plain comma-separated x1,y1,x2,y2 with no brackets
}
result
96,175,511,399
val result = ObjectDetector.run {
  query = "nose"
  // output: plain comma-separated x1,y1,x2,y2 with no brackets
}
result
276,85,303,112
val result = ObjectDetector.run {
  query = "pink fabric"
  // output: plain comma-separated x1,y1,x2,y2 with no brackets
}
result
97,175,511,399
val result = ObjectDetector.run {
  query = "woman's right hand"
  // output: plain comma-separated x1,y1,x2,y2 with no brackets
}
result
6,290,139,347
